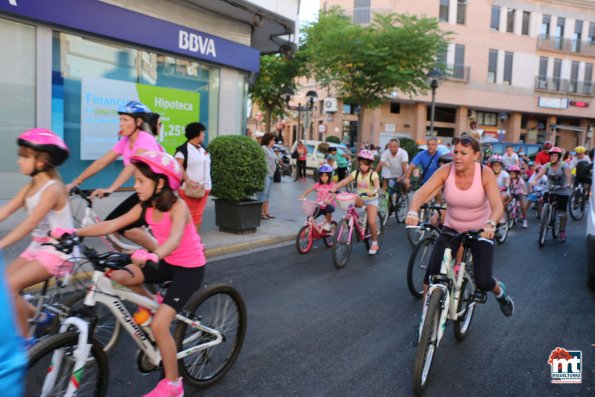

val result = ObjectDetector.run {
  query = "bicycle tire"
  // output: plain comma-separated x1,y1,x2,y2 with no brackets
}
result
453,272,475,341
396,193,409,223
538,204,551,248
26,331,109,397
569,190,585,221
363,213,384,253
507,204,516,228
406,208,427,247
412,289,443,396
332,219,352,269
323,221,338,248
174,284,247,389
295,225,313,254
407,236,436,299
59,291,122,355
495,210,509,245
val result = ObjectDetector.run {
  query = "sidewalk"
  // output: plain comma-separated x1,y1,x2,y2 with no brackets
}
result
0,175,310,262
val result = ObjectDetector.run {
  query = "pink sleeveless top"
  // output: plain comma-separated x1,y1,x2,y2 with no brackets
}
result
145,207,206,268
443,163,490,232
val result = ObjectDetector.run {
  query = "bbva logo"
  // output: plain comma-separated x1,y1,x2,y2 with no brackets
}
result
178,30,217,58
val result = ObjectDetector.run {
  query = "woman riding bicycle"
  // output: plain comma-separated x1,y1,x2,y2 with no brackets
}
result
66,101,163,250
530,146,572,242
332,149,381,255
406,133,515,317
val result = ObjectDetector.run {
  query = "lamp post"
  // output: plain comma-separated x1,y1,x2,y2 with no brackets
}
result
426,69,443,137
284,89,318,140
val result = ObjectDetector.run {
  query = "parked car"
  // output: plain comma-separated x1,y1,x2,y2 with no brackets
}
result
586,161,595,289
480,142,542,161
290,140,352,174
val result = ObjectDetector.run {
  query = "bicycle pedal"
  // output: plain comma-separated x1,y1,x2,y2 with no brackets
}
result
472,291,488,304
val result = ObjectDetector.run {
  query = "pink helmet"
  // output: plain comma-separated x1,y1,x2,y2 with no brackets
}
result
17,128,69,166
548,146,563,155
358,149,375,162
489,154,503,164
130,151,183,190
507,165,521,173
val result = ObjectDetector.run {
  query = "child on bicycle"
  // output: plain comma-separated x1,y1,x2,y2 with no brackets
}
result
0,129,74,348
332,149,381,255
528,165,548,216
507,165,529,228
299,164,336,231
53,151,204,397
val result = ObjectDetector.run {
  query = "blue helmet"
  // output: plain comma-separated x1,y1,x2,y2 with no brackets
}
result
319,164,333,174
118,100,151,116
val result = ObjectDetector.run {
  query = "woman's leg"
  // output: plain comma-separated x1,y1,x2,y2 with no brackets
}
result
110,264,149,298
557,194,569,232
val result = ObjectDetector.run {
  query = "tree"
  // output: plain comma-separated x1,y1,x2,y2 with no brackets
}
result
301,7,450,148
249,54,300,134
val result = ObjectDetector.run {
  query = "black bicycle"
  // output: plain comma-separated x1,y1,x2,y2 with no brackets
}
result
569,182,590,221
379,178,409,226
538,186,564,247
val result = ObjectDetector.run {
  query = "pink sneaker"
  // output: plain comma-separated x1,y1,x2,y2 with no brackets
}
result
143,377,184,397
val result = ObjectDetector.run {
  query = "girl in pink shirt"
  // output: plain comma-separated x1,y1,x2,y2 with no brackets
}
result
54,151,203,397
300,164,336,230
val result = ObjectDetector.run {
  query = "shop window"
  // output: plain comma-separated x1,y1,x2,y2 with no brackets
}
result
0,18,36,174
390,102,401,114
477,112,497,126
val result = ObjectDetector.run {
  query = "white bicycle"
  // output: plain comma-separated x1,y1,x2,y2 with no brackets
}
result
411,224,489,396
26,234,247,397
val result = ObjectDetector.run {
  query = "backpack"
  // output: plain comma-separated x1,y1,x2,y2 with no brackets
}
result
175,142,189,170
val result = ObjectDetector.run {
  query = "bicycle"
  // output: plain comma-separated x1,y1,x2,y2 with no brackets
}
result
378,178,409,227
332,192,384,269
538,186,564,247
295,199,337,254
26,234,247,397
569,182,590,221
507,197,522,228
412,225,488,396
406,203,444,247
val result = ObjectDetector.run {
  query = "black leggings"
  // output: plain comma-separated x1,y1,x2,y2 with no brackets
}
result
105,193,146,234
543,191,569,212
425,228,496,292
297,160,307,179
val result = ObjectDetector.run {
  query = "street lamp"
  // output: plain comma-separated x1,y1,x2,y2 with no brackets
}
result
284,89,318,140
426,68,443,137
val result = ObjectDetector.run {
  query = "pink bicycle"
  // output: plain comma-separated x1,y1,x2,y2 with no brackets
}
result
295,199,337,254
331,192,384,269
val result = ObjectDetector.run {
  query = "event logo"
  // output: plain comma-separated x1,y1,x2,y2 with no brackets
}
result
548,347,582,384
178,30,217,57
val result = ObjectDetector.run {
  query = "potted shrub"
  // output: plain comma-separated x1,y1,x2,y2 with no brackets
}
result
209,135,268,233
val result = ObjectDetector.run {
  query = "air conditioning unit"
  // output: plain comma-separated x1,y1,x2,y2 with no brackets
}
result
323,98,338,113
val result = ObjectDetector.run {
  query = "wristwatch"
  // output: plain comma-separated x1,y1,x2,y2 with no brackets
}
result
485,220,496,228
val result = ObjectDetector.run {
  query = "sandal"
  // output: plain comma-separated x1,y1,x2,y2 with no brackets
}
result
266,214,276,219
261,215,268,220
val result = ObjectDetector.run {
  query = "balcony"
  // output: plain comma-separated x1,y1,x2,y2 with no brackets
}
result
445,64,470,82
537,35,595,57
534,76,594,96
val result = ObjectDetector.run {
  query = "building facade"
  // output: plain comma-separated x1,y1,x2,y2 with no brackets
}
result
0,0,298,197
287,0,595,151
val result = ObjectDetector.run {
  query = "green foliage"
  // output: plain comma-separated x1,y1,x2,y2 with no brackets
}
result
209,135,267,202
399,137,419,162
249,54,301,133
325,135,341,144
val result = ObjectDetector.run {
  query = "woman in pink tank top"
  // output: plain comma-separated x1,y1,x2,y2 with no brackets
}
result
405,134,515,317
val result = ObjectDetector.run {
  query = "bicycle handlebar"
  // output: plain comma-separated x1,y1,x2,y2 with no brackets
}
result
70,186,111,204
406,222,484,240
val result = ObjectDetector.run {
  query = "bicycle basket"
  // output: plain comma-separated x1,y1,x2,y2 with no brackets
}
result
336,192,357,210
301,199,319,216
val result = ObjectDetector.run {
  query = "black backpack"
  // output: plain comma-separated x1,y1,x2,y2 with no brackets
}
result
175,142,206,170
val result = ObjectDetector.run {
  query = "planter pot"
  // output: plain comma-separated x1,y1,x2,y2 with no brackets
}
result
214,199,263,234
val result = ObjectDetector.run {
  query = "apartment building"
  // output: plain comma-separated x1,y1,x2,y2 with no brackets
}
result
285,0,595,150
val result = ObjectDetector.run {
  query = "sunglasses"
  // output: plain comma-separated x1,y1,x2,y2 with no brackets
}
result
452,136,474,147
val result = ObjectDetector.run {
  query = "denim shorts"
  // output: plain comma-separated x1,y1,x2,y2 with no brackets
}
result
258,176,273,202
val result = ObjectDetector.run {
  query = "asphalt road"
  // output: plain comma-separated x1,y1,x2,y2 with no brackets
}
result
100,214,594,396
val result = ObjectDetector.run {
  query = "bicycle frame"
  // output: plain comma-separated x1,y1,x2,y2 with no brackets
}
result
341,207,368,244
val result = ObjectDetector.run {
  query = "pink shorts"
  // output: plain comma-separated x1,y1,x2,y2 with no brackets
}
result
20,249,74,277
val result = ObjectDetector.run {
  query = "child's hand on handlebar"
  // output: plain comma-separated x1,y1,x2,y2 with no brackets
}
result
131,249,159,267
50,227,77,239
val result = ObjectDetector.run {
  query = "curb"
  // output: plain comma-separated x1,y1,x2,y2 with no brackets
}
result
204,233,295,258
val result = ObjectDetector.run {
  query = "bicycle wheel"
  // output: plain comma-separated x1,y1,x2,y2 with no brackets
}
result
507,205,516,228
407,208,427,247
413,289,444,396
295,225,313,254
323,221,338,248
60,291,121,354
26,331,109,397
174,284,247,389
569,191,585,221
396,192,409,223
495,209,509,245
407,236,435,299
332,219,352,269
453,272,476,341
538,204,551,248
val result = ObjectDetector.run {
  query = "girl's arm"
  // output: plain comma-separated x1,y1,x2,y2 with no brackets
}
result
152,201,186,259
68,150,120,189
77,204,143,237
333,175,354,191
531,167,547,185
0,184,28,222
0,184,61,249
300,186,315,199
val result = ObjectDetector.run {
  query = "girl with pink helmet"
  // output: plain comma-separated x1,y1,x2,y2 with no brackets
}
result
507,165,529,228
0,128,76,348
331,149,382,255
53,150,205,397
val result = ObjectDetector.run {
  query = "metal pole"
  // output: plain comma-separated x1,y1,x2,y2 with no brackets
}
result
430,84,436,137
298,105,302,140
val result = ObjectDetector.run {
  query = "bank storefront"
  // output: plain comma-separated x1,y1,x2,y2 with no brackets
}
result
0,0,260,197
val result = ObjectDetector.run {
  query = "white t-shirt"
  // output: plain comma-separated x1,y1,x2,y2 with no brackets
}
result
501,152,519,168
175,143,212,190
380,148,409,178
495,170,510,191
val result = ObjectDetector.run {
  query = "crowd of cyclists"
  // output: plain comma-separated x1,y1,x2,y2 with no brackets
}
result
1,98,593,396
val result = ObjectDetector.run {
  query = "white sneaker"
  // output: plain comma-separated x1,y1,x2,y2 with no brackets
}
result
322,222,331,232
368,242,379,255
522,219,528,228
